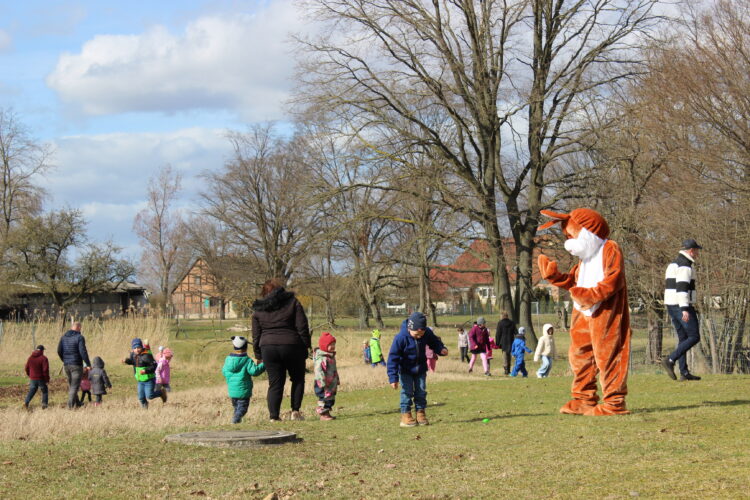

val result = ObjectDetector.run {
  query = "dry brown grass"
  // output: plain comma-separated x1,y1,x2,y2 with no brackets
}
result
0,323,485,443
0,362,481,442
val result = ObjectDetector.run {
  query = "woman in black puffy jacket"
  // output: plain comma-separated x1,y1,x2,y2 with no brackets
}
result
252,278,311,421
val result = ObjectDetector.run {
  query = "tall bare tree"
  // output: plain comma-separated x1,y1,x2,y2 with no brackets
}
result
575,0,750,372
0,108,52,240
200,125,316,281
639,0,750,373
133,165,192,313
184,215,263,318
298,0,665,337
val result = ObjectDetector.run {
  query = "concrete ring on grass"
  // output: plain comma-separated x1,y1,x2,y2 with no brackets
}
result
165,430,299,448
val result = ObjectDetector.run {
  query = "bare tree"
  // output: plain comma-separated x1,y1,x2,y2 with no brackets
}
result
304,127,407,329
575,0,750,372
0,108,52,240
640,0,750,373
297,0,665,337
133,165,192,313
200,125,316,281
184,215,263,319
8,209,135,316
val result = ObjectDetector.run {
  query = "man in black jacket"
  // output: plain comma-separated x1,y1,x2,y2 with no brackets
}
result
495,312,516,375
57,322,91,408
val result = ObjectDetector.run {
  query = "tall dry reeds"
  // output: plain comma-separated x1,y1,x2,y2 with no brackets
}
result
0,316,171,371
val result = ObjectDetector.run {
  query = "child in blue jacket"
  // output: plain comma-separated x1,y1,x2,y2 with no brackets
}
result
387,312,448,427
510,327,533,377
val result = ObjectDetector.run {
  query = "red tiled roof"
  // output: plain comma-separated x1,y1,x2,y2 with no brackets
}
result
429,238,569,298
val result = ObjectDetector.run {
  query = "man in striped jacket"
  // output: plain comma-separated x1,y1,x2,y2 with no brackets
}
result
662,239,702,381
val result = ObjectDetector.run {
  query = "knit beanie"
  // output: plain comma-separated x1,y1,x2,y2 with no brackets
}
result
131,338,143,349
538,208,610,239
407,312,427,330
517,327,526,336
477,316,486,325
231,336,248,350
319,332,336,352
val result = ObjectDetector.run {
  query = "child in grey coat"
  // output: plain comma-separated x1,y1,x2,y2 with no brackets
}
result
89,356,112,406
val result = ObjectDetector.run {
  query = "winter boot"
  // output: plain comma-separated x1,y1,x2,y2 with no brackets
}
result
416,410,429,426
400,411,417,427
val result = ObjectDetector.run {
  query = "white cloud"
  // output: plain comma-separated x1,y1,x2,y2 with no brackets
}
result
0,29,12,52
46,0,304,121
38,127,232,253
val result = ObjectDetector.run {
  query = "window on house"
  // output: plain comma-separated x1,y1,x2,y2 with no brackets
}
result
193,276,201,285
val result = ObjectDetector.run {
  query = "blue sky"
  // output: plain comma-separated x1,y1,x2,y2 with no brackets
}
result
0,0,303,264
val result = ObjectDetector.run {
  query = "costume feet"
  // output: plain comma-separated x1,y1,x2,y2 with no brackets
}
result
592,403,630,416
559,399,597,416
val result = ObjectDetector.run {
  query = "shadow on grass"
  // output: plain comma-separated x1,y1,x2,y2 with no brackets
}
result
352,402,448,418
457,412,549,423
638,399,750,414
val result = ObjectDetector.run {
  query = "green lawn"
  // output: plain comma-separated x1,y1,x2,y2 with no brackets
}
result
2,375,749,498
1,317,748,498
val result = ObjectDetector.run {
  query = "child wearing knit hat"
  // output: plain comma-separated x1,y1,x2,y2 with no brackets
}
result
313,332,339,421
387,312,448,427
123,337,166,408
222,336,265,424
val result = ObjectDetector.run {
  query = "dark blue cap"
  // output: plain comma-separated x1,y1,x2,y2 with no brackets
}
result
131,338,143,349
407,312,427,331
682,239,702,250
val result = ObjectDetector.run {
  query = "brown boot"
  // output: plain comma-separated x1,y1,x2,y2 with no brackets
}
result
400,411,417,427
416,410,429,426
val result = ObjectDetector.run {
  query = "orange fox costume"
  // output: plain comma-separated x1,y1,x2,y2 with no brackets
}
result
537,208,631,416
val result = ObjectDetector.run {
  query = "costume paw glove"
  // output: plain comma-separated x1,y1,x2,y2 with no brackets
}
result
570,287,596,309
538,254,558,280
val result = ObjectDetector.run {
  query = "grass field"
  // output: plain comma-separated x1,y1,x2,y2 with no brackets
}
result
0,316,748,499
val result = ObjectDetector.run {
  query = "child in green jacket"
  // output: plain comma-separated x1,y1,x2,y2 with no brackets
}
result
369,329,386,367
222,336,265,424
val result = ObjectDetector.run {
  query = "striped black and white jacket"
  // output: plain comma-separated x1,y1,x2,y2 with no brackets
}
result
664,251,697,310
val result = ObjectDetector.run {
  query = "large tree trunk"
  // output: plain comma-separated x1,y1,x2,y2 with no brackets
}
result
358,292,370,329
517,228,538,347
483,213,513,319
325,300,336,327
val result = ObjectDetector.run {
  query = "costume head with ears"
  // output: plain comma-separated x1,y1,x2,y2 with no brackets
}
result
538,208,610,240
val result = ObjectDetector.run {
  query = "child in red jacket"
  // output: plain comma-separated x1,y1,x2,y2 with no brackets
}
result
24,345,50,410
